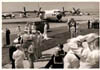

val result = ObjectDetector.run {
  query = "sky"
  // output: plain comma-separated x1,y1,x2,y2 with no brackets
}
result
2,2,99,12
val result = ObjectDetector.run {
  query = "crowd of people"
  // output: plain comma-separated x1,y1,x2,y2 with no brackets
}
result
45,33,99,68
9,22,47,68
6,18,99,69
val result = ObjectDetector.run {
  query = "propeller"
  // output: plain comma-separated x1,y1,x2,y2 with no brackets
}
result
37,7,42,17
73,8,77,12
62,7,66,16
23,7,27,17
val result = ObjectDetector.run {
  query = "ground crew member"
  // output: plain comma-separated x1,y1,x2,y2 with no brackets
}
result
6,28,11,45
68,18,76,38
88,20,91,29
13,44,25,68
45,44,66,68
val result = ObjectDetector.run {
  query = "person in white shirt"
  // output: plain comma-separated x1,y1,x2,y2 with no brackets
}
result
64,36,84,68
79,36,99,68
13,44,25,68
43,22,51,40
16,26,21,36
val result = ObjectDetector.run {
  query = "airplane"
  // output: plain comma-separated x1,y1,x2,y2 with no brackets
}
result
36,7,69,21
2,13,15,19
12,6,37,18
69,8,90,16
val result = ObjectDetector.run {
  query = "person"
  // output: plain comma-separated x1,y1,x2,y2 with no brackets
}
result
88,20,91,29
16,26,21,36
13,44,25,68
6,28,11,45
28,42,36,68
63,35,85,68
33,31,43,59
31,23,36,34
9,44,17,68
79,36,100,68
43,22,50,40
68,18,76,38
22,30,30,60
45,44,66,68
68,18,76,32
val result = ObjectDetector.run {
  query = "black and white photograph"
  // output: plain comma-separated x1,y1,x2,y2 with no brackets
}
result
2,2,100,69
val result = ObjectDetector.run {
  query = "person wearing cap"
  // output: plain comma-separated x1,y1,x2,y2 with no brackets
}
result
68,18,76,38
45,44,66,68
79,35,100,68
63,36,84,68
13,44,25,68
6,28,11,45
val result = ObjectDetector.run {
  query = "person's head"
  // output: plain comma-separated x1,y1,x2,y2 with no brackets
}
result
58,44,64,50
77,41,82,47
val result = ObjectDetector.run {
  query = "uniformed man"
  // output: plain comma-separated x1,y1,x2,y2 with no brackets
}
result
68,18,76,38
13,44,25,68
88,20,91,29
45,44,66,68
6,28,11,45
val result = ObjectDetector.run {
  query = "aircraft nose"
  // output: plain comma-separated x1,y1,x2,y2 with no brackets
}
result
57,14,62,20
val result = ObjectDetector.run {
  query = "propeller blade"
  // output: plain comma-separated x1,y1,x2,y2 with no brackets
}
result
37,7,42,17
39,7,41,12
24,7,26,12
23,7,27,17
62,7,64,12
73,8,76,11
